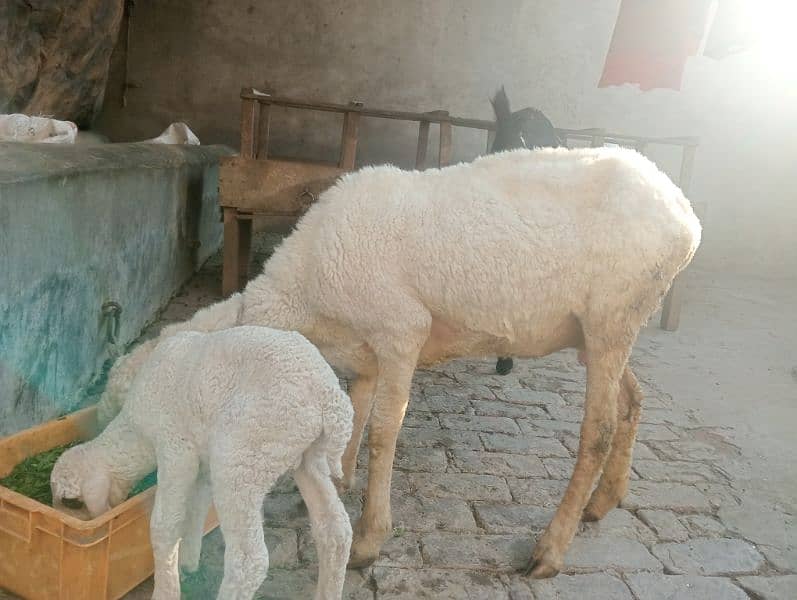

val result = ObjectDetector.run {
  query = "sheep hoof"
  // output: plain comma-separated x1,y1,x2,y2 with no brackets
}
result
582,491,621,522
523,538,562,579
347,549,378,569
524,557,560,579
495,357,514,375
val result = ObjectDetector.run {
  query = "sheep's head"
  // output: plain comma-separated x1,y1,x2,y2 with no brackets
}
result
490,86,562,153
50,444,131,519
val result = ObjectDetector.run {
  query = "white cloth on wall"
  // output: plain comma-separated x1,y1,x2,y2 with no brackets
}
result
0,114,78,143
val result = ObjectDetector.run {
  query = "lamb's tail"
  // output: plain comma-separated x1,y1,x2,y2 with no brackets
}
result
319,384,354,479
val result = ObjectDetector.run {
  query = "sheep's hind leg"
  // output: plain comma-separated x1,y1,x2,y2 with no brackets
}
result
211,458,276,600
583,364,643,521
339,375,377,492
150,451,199,600
295,443,352,600
179,470,213,573
349,317,428,568
525,342,629,579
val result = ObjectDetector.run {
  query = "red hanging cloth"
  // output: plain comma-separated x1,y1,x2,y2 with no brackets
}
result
599,0,715,91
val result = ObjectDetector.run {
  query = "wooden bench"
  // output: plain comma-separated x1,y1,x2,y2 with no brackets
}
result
218,88,699,330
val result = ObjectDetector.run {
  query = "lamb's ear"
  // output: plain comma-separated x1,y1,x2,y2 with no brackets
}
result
82,469,112,518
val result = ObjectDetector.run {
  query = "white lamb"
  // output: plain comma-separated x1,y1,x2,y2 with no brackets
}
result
53,326,353,600
96,146,701,577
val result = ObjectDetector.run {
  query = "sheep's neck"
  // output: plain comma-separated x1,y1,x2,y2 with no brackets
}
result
97,416,157,487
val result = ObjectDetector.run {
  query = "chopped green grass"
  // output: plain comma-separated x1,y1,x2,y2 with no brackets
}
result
0,445,158,507
0,443,78,505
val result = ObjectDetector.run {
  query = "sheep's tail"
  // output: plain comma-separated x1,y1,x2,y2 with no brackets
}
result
319,384,354,479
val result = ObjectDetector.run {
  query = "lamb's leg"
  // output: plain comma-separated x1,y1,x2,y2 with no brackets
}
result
295,445,352,600
339,375,376,491
525,344,629,578
349,352,423,568
583,364,643,521
150,453,199,600
179,471,213,573
211,449,276,600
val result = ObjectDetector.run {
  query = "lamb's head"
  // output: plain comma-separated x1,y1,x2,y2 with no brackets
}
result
490,86,562,152
50,444,132,519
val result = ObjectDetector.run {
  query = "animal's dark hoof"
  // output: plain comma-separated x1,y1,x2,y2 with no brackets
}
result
495,357,514,375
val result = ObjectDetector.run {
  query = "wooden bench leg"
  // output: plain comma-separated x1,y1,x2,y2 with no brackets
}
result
222,207,240,297
660,276,683,331
238,213,253,290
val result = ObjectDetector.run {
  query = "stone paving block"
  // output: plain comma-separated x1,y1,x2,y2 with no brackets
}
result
622,481,712,512
542,457,576,480
474,399,548,419
392,494,479,532
451,449,547,478
482,432,570,457
626,573,749,600
473,502,554,533
255,568,372,599
425,394,471,413
393,446,448,472
634,460,721,484
580,509,657,544
651,538,765,575
518,419,581,436
407,393,431,412
694,482,741,511
638,509,690,542
681,514,727,537
398,426,483,450
648,439,733,462
518,573,634,600
633,442,660,461
637,424,679,441
737,575,797,600
410,472,512,502
564,535,662,573
420,532,533,571
439,413,520,434
425,383,494,399
507,478,567,507
302,528,422,568
758,544,797,572
545,405,584,422
640,409,698,427
402,411,440,428
262,491,309,528
372,566,509,599
499,388,567,409
263,527,299,568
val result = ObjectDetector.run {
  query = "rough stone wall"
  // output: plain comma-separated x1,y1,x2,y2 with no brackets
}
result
94,0,797,279
0,0,124,127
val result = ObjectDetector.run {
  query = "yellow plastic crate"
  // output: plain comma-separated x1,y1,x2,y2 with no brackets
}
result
0,407,218,599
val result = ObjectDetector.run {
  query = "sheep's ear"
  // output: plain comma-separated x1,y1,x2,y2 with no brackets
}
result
82,469,112,518
490,86,512,122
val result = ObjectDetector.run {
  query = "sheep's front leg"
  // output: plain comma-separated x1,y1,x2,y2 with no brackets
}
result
525,345,628,578
348,362,417,568
583,365,643,521
150,453,199,600
295,448,352,599
339,375,376,491
179,472,213,573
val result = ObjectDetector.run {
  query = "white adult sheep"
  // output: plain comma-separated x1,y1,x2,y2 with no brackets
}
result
96,146,701,578
55,326,353,600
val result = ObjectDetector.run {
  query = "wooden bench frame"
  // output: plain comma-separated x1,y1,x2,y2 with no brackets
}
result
219,87,699,330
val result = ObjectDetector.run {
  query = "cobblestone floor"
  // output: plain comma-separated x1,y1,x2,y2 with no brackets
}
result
27,234,795,600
